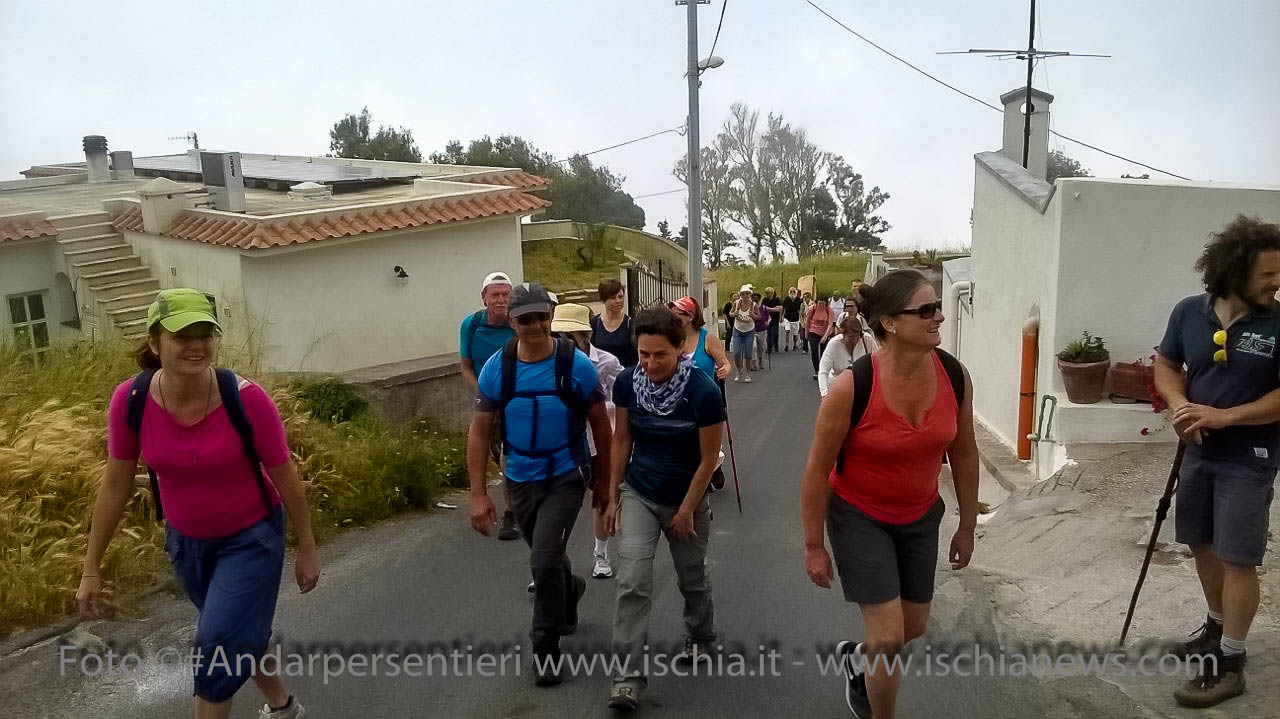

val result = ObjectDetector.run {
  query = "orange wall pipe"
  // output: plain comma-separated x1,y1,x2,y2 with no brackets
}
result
1018,315,1040,460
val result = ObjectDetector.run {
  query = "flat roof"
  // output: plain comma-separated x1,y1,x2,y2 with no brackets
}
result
131,153,425,185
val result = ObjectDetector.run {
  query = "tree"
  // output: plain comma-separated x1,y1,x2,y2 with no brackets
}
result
673,134,740,269
657,219,672,240
328,107,422,162
828,155,890,251
431,136,645,228
1046,149,1091,183
675,225,689,249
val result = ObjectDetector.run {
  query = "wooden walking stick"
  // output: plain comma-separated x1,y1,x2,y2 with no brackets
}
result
1119,440,1186,645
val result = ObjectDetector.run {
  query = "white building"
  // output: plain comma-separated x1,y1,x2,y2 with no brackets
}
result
0,138,550,374
943,89,1280,479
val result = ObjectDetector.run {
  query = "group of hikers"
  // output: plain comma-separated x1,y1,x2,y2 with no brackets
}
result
72,216,1280,717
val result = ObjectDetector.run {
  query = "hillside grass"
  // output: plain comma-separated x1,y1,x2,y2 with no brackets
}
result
0,341,465,636
712,254,871,301
522,238,628,293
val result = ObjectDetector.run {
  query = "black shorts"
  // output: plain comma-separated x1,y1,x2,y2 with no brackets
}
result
827,493,944,605
1175,452,1276,566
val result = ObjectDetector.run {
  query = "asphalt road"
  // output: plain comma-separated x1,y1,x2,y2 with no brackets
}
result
6,350,1147,718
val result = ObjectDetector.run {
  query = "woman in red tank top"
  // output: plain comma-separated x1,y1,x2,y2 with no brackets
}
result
800,270,980,718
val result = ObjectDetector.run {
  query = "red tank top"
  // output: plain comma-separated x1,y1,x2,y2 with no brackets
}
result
828,352,958,524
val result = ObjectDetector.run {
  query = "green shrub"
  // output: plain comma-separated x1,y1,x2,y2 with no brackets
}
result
291,376,371,424
1058,331,1110,363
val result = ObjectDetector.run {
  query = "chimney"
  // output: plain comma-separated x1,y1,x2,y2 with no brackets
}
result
83,135,111,183
199,151,246,212
110,151,135,180
999,87,1054,182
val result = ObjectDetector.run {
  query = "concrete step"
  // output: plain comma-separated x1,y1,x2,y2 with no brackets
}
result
55,221,116,240
71,254,142,276
114,317,150,335
81,266,152,286
97,289,159,312
57,233,123,251
88,277,161,295
48,211,110,229
63,243,131,261
105,305,149,325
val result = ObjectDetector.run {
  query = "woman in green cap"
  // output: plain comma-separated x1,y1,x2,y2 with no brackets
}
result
77,288,318,719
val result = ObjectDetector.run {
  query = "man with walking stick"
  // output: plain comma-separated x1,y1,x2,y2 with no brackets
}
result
1151,216,1280,709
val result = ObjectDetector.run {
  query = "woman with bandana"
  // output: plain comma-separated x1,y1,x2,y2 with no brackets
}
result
604,308,727,711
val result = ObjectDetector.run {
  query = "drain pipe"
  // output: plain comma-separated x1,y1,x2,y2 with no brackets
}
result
945,280,971,355
1018,312,1040,460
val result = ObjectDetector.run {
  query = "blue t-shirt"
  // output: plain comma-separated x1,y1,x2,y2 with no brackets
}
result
613,367,727,506
1158,293,1280,468
460,310,515,370
476,344,601,482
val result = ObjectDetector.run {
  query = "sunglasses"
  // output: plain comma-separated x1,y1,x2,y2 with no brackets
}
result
894,300,944,320
515,313,551,326
1213,329,1227,364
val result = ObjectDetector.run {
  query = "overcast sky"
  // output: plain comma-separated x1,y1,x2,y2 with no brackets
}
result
2,0,1277,252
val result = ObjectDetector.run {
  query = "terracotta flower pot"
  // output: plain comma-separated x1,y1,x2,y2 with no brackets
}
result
1058,358,1109,404
1110,362,1154,402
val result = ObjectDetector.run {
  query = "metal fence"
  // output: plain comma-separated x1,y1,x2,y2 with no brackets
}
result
625,260,688,316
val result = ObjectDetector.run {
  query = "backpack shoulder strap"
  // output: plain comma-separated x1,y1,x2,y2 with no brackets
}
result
498,336,520,409
464,309,487,359
934,348,966,408
126,370,163,521
835,353,874,477
554,339,588,418
126,370,155,435
215,368,274,519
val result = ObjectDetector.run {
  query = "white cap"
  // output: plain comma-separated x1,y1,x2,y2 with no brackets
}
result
481,271,512,292
739,283,754,293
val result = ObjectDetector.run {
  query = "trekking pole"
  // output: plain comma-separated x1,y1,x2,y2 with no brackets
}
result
723,415,743,514
1119,440,1186,646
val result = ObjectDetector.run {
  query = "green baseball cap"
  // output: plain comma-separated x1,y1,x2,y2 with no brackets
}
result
147,288,221,333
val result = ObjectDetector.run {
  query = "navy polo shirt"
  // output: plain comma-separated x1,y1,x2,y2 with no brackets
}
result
1158,293,1280,468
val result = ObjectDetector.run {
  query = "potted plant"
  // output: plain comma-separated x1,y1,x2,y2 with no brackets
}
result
1057,331,1110,404
1110,351,1157,403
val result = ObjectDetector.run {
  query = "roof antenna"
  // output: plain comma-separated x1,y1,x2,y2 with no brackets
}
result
168,131,200,150
939,0,1109,168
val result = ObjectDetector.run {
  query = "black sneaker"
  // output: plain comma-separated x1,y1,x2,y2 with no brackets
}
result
711,468,726,491
560,575,586,635
608,684,639,712
498,511,521,541
1168,619,1223,660
836,640,872,718
1174,651,1246,708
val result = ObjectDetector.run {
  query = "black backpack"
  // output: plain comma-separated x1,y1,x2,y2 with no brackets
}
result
464,309,489,363
126,368,274,522
496,337,590,480
834,349,966,475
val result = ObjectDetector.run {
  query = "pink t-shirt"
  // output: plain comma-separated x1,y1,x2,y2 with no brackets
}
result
107,377,289,540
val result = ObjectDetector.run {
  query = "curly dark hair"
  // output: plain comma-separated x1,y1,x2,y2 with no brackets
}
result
1195,215,1280,298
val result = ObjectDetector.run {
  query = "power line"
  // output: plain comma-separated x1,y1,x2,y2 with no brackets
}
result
633,188,686,200
803,0,1193,181
553,125,685,164
708,0,729,58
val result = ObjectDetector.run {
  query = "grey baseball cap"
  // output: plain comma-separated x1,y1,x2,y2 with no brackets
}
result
508,282,556,317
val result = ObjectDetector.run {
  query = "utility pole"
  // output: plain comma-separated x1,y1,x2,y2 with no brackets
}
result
677,0,710,301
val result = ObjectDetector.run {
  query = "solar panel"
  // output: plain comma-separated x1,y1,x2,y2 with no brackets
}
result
131,153,423,186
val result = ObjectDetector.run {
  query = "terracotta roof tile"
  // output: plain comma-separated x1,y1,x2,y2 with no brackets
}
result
454,170,552,191
0,216,58,243
153,190,549,250
112,206,145,233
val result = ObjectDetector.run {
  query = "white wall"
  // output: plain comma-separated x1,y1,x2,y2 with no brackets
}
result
963,166,1062,450
0,239,79,347
240,216,525,373
124,230,250,351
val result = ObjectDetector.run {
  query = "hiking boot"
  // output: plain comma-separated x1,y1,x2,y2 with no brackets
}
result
1168,619,1223,660
258,695,305,719
533,650,564,687
592,552,614,579
674,635,715,668
560,574,587,635
1174,652,1246,708
498,511,521,541
527,579,535,593
836,641,872,719
608,684,640,712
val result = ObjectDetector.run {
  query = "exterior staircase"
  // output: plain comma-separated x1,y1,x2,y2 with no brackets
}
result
49,212,159,340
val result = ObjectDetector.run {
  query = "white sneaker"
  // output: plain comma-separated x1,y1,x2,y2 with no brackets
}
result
742,375,752,383
592,552,613,579
259,696,305,719
527,580,535,593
